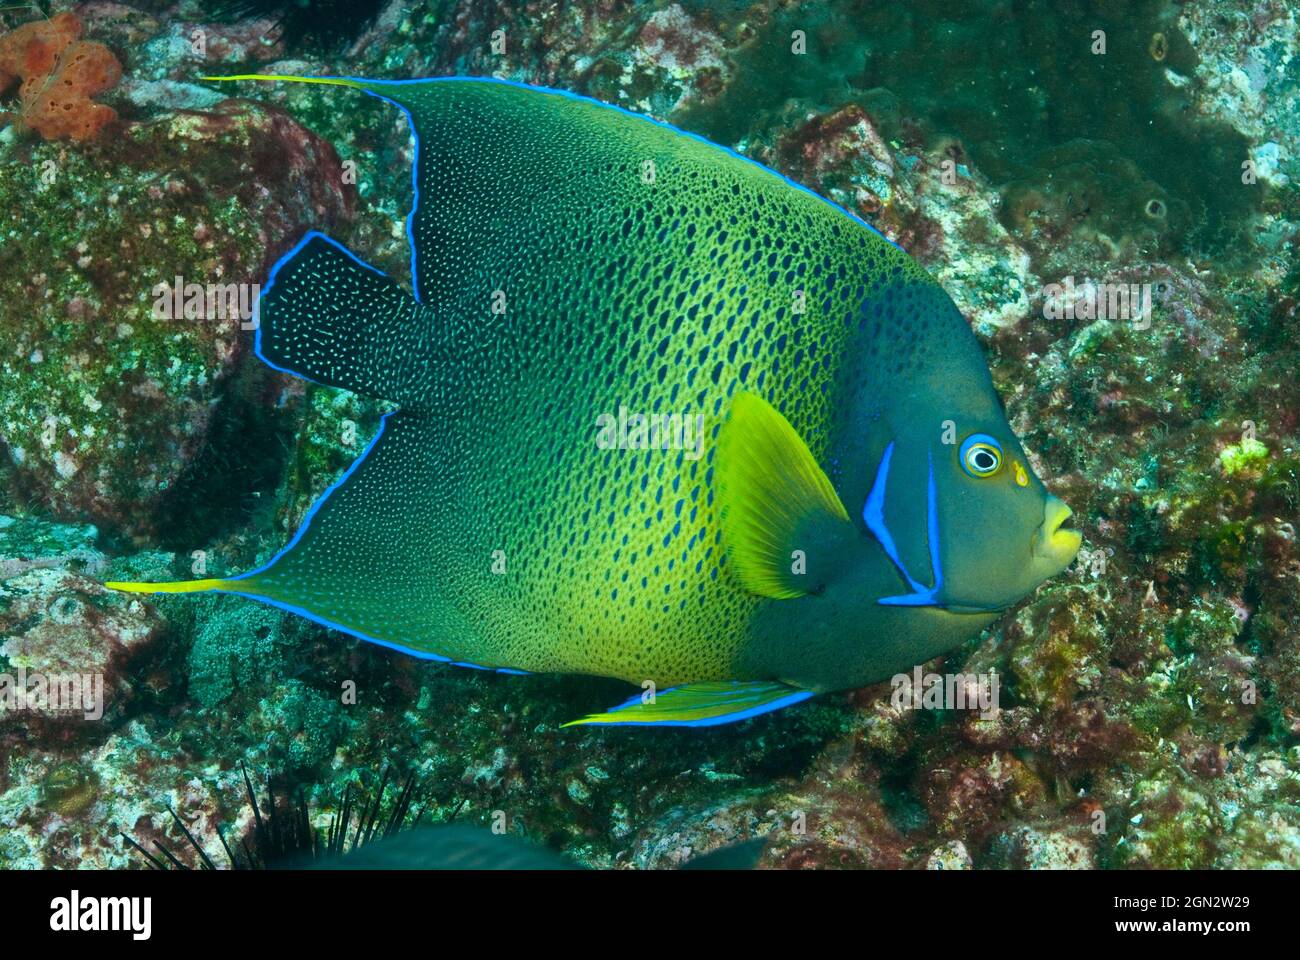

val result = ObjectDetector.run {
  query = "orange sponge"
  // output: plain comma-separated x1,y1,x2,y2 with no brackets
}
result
0,12,122,141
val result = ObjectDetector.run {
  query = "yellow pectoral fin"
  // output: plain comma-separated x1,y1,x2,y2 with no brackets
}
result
103,578,234,595
716,391,852,599
563,680,813,728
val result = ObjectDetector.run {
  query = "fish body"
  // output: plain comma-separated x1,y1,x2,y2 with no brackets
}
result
109,77,1080,726
308,826,763,870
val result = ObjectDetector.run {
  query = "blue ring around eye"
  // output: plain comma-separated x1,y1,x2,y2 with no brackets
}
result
959,433,1004,477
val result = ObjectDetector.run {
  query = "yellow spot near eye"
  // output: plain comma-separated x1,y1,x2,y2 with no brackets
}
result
1014,461,1028,487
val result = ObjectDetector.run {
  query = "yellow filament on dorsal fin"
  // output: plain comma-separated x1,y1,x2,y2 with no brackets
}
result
200,74,363,87
103,578,233,595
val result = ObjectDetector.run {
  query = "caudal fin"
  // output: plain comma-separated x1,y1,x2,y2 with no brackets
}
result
256,231,431,404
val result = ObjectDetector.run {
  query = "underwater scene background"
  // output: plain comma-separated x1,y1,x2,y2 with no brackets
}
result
1,0,1298,869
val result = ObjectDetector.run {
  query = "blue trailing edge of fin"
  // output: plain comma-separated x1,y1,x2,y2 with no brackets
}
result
562,680,813,728
218,587,527,674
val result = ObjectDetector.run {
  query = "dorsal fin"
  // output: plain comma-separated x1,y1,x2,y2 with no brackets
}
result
201,73,901,309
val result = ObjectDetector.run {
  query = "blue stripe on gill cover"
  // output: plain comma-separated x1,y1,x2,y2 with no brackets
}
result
864,447,944,606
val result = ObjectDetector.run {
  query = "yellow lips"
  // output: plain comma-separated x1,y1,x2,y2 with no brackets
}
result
1033,495,1082,563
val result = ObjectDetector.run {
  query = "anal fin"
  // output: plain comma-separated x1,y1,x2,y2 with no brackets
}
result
562,680,812,728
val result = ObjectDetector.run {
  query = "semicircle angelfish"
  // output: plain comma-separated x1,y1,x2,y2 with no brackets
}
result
107,75,1081,727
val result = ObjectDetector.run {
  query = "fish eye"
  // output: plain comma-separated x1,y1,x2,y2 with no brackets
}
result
959,434,1003,478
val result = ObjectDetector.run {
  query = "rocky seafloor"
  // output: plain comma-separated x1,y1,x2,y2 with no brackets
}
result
1,0,1297,869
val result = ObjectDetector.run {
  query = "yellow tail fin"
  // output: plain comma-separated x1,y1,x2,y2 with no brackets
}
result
103,578,234,595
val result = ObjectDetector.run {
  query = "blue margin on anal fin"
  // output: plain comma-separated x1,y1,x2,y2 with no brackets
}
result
212,587,527,676
562,680,813,728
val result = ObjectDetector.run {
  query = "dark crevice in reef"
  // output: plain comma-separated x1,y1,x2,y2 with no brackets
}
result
203,0,389,52
152,360,294,554
676,0,1261,256
879,752,930,835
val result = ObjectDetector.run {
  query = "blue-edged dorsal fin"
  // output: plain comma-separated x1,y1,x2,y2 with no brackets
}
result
256,231,431,404
204,75,625,306
716,392,851,599
562,680,813,728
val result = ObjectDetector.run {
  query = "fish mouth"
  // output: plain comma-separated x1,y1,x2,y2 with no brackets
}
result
939,498,1079,614
1032,495,1082,566
911,499,1078,616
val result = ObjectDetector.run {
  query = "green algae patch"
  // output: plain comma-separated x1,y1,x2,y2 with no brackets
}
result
42,761,100,818
0,100,353,539
1113,775,1221,869
1219,437,1269,475
675,0,1261,256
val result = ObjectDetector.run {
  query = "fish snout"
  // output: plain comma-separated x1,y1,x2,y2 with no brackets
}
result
1032,495,1082,566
